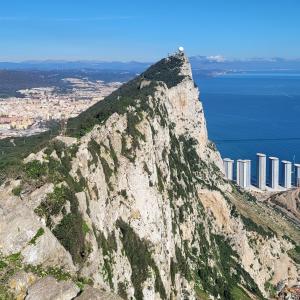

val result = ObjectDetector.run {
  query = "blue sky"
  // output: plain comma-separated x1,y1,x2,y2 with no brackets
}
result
0,0,300,61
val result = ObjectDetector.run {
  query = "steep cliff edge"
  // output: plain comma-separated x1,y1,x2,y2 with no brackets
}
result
0,52,299,300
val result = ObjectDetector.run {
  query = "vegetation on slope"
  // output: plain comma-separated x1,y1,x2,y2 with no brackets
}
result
66,54,184,137
18,139,90,264
142,54,186,88
0,251,92,296
163,127,265,299
288,245,300,264
231,184,300,245
93,226,117,289
117,219,167,300
0,126,59,183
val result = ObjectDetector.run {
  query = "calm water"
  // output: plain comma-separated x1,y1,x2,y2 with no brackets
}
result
194,72,300,183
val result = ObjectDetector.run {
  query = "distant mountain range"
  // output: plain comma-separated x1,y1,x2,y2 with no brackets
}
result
189,56,300,72
0,60,151,72
1,56,300,72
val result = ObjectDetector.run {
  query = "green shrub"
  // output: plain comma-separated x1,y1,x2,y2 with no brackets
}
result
118,282,128,299
117,219,166,299
230,286,252,300
264,281,276,298
87,140,100,166
100,157,113,186
12,185,22,196
109,140,119,171
53,213,86,264
142,55,185,88
82,222,90,235
119,189,128,199
94,229,117,289
288,245,300,264
24,264,72,282
29,227,45,245
0,285,14,300
240,215,274,238
24,160,47,179
0,124,59,183
6,252,21,263
34,185,71,228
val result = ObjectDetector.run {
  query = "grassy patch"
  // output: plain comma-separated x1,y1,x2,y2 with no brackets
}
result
230,286,252,300
29,227,45,245
0,252,22,297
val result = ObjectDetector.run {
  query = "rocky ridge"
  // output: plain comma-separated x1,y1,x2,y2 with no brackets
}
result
0,52,299,299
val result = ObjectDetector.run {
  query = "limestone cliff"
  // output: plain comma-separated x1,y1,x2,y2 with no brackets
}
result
0,52,299,300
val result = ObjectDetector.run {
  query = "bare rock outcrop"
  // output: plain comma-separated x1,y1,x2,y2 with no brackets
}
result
75,286,123,300
25,276,79,300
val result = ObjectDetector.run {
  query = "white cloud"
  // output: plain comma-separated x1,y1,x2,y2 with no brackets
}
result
206,55,226,62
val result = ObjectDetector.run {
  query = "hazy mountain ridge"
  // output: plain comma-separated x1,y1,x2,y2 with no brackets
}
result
0,53,299,300
1,56,300,72
0,61,150,72
2,55,300,98
190,56,300,71
0,69,135,98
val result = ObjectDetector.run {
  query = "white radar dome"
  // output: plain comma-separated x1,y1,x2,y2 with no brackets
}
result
178,46,184,52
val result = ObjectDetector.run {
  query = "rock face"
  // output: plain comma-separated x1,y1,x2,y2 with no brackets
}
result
268,188,300,224
0,52,299,299
75,286,123,300
25,276,79,300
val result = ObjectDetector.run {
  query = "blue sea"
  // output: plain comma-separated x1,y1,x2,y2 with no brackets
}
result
194,71,300,183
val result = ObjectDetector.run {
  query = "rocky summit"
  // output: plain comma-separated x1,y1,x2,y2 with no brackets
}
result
0,52,299,300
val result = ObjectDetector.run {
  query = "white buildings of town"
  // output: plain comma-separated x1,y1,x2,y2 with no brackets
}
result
224,153,300,191
256,153,266,190
223,158,234,181
269,157,279,189
0,78,121,139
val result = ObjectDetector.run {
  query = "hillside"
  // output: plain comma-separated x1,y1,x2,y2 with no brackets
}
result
0,51,299,300
268,189,300,226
